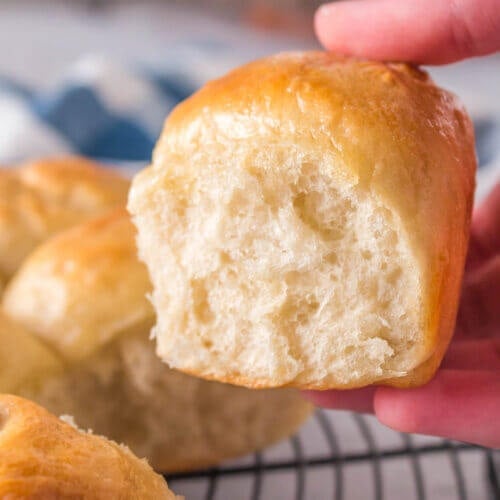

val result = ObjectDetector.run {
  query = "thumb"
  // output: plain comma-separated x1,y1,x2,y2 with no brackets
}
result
315,0,500,64
456,254,500,339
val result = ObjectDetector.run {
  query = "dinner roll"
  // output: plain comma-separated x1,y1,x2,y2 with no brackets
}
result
0,395,179,499
3,209,153,361
2,210,312,472
25,330,312,472
0,156,129,278
128,52,477,390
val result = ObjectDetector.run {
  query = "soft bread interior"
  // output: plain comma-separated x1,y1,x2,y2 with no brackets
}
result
132,155,424,387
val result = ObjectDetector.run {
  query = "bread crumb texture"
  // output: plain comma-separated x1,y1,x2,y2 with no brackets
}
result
129,52,476,389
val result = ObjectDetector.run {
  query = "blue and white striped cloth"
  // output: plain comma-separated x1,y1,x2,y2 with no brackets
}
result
0,53,498,200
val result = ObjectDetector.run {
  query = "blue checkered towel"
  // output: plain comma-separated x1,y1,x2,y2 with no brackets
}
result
0,54,498,200
0,56,200,164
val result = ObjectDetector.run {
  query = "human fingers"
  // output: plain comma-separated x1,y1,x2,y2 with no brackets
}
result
456,254,500,339
442,338,500,369
315,0,500,64
375,369,500,448
466,182,500,271
302,386,376,414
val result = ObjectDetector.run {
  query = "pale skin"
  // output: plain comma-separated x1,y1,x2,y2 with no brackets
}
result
304,0,500,448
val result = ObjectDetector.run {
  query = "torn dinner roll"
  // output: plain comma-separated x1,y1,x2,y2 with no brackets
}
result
128,52,476,389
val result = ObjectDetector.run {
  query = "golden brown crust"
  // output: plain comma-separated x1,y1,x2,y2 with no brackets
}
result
0,156,129,278
17,156,130,207
2,209,153,361
0,394,179,499
0,311,62,394
132,51,476,389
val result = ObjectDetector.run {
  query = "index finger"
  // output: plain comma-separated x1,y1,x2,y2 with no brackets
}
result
375,369,500,448
466,183,500,271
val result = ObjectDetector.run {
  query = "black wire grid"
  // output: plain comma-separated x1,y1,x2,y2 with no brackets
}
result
166,410,498,500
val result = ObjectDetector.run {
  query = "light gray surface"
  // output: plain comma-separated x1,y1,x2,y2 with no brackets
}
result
0,1,315,87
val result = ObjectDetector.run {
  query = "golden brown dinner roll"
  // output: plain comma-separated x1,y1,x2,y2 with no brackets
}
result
3,209,152,361
0,156,129,278
128,52,477,390
2,210,312,472
0,394,179,499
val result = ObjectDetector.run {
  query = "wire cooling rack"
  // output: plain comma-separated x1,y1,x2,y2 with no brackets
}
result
165,410,497,500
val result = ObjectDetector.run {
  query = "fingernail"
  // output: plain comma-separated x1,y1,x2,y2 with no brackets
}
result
316,3,338,20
